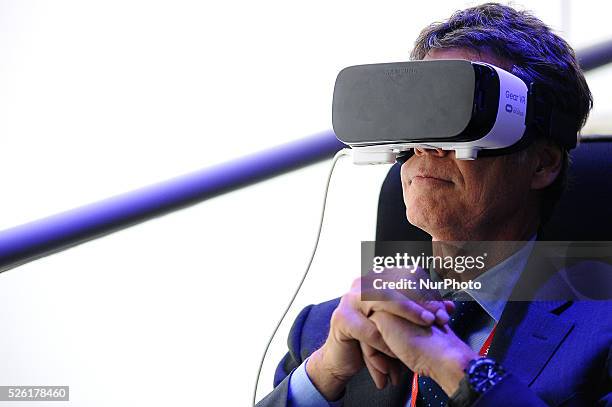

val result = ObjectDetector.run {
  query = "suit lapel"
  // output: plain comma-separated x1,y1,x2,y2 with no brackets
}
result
488,250,576,386
488,300,574,386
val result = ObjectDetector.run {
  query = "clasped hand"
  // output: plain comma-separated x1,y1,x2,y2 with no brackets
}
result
306,271,478,401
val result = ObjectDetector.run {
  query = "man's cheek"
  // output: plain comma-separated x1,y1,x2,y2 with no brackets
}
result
460,179,487,206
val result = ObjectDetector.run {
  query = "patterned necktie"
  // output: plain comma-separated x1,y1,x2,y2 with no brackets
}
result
415,297,489,407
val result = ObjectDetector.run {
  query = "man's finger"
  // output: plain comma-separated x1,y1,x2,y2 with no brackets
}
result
387,359,402,386
358,294,440,327
362,343,404,387
360,342,388,390
361,343,390,375
336,308,397,358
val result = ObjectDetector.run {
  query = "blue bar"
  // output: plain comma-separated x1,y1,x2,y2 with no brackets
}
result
0,131,345,272
577,39,612,71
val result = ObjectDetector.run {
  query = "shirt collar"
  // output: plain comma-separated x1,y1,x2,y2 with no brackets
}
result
431,237,536,322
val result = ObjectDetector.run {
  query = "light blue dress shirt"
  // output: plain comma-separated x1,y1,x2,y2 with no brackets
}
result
288,239,535,407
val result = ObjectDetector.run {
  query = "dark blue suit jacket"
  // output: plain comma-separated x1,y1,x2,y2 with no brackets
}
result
257,255,612,406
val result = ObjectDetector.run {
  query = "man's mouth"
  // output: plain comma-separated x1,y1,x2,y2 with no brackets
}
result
409,172,453,185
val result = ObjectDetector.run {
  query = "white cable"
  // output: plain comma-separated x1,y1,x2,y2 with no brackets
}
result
252,148,352,406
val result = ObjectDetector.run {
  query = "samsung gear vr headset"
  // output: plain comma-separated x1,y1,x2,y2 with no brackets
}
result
332,60,577,164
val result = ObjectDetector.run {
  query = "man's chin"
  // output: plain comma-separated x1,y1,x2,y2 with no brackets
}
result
405,210,433,234
404,185,449,205
405,207,454,238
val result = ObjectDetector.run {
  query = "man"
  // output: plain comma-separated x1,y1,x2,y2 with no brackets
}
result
258,3,611,406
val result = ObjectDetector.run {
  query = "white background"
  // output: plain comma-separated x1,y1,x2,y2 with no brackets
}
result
0,1,610,406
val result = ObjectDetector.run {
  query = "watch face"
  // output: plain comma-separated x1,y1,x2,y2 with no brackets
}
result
468,358,506,393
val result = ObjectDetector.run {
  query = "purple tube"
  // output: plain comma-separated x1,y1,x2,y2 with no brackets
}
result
0,131,345,272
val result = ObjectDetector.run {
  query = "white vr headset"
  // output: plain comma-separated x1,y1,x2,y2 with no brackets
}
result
332,60,576,164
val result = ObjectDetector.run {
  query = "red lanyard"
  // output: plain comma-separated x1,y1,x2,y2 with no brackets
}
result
409,324,497,407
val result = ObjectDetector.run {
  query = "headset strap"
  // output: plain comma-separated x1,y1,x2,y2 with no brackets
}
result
526,82,577,150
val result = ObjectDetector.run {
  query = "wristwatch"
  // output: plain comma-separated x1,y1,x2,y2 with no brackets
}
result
448,357,507,407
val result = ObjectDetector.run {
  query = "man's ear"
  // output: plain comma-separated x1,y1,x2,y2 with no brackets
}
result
530,140,563,190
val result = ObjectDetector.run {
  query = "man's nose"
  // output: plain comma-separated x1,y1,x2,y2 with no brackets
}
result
413,147,449,157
